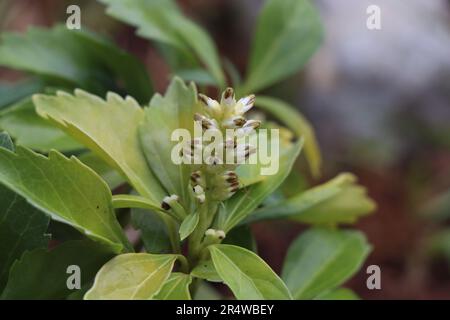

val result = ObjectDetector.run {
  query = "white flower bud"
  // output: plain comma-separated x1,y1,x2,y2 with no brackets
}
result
194,113,218,130
235,94,255,115
216,230,226,240
198,94,222,118
243,119,261,130
222,115,246,128
161,194,179,210
221,88,235,109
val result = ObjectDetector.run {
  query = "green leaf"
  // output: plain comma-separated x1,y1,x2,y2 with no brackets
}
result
0,26,152,101
292,174,376,224
208,244,292,300
139,78,199,207
0,185,50,290
175,69,217,86
219,140,303,232
190,259,222,283
243,0,323,93
78,152,125,190
100,0,225,87
279,169,309,198
315,287,360,300
249,173,376,225
179,212,199,241
168,16,225,88
158,42,198,73
84,253,177,300
0,79,43,109
72,28,153,103
0,146,130,253
154,273,192,300
34,89,166,206
113,194,179,251
131,208,172,254
112,194,163,213
99,0,183,49
0,131,13,150
0,133,50,290
282,228,371,299
0,136,50,292
0,98,81,152
256,96,321,178
1,240,113,299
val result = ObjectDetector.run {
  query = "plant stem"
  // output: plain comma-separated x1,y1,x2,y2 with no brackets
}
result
187,202,209,268
176,254,190,274
163,215,181,254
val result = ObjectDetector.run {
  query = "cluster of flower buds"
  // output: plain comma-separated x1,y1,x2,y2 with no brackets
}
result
210,170,240,201
188,88,260,203
198,88,260,132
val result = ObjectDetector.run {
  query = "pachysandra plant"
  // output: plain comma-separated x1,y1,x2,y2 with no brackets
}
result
0,0,376,300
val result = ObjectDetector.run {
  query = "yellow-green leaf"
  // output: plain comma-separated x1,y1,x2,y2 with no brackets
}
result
78,152,125,190
179,212,199,241
219,140,303,232
249,173,376,225
0,146,130,253
34,89,166,205
112,194,163,214
191,259,222,283
154,273,192,300
209,244,292,300
84,253,177,300
140,78,199,208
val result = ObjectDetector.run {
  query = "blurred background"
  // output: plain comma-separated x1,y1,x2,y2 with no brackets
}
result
1,0,449,299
